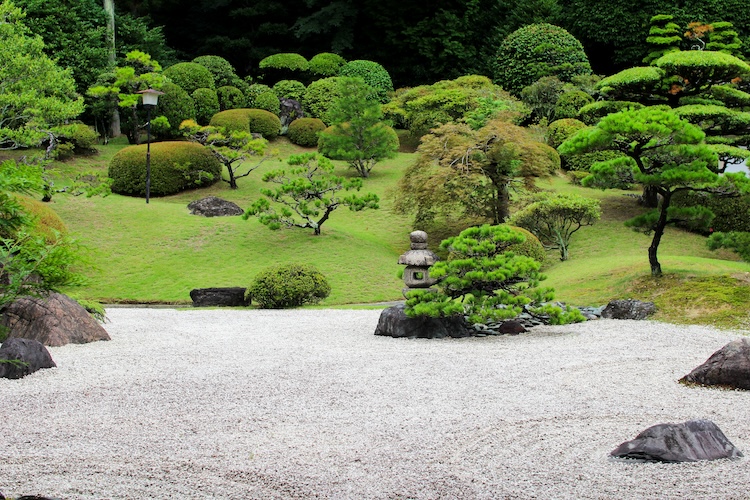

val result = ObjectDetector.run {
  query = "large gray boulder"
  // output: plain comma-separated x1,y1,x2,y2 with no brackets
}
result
190,287,249,307
610,419,743,462
680,338,750,390
601,299,656,320
1,293,110,347
187,196,243,217
374,304,472,339
0,337,56,379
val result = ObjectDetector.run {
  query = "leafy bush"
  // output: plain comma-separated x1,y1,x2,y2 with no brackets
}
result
163,62,215,94
576,100,643,125
554,90,594,120
191,88,219,125
506,226,547,263
246,109,281,140
245,83,273,108
108,141,221,197
259,53,309,84
520,76,567,123
708,231,750,261
15,195,67,243
547,118,587,149
153,81,195,139
561,150,625,173
302,77,344,124
192,55,238,87
494,23,592,96
254,90,281,115
309,52,346,77
338,60,394,103
247,263,331,308
287,117,326,147
209,109,251,133
672,191,750,233
51,122,98,158
567,170,590,185
272,79,306,101
217,85,245,111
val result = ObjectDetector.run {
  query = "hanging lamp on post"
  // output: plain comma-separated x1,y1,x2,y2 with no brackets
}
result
137,89,164,204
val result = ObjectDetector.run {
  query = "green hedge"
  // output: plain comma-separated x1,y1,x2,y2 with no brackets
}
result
287,117,326,147
108,141,221,197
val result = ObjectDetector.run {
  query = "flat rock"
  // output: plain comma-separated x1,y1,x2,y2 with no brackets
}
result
0,337,56,379
190,287,249,307
374,304,472,339
1,293,110,347
679,338,750,390
610,419,743,462
187,196,243,217
601,299,656,320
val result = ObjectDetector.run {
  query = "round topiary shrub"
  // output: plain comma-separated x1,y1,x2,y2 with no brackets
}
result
247,263,331,308
217,85,246,111
309,52,346,77
506,226,547,263
108,141,222,197
154,81,196,139
246,109,281,140
338,60,394,103
287,117,326,147
494,23,592,96
192,55,238,87
272,79,306,101
258,53,309,84
245,83,272,108
547,118,588,149
554,90,594,120
15,195,67,243
303,77,344,125
254,90,281,115
164,62,215,94
192,87,220,125
209,109,251,133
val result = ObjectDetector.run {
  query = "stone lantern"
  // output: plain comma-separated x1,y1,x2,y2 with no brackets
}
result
398,230,439,297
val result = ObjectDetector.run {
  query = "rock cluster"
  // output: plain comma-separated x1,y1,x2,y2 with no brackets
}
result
187,196,244,217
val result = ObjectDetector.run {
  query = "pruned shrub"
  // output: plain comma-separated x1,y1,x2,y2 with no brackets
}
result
673,191,750,234
51,122,98,159
577,100,643,125
164,62,215,94
494,23,592,96
309,52,346,77
287,117,326,147
217,85,245,111
192,88,220,125
154,81,196,139
254,91,281,115
272,79,306,101
338,59,394,103
108,141,221,197
259,53,309,84
506,226,547,263
562,149,625,173
547,118,588,149
247,263,331,308
15,195,67,243
192,55,238,87
246,109,281,140
302,77,343,125
245,83,273,108
554,90,594,120
209,109,251,133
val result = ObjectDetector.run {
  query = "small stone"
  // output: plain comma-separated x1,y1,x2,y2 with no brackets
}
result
187,196,244,217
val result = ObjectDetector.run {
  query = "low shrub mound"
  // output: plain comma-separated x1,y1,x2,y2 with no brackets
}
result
287,117,326,147
254,91,281,115
192,88,219,125
164,62,215,94
506,226,547,263
16,195,67,243
210,109,251,132
247,263,331,308
217,85,245,111
246,109,281,140
108,141,222,197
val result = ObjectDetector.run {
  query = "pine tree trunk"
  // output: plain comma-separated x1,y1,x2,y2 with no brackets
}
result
103,0,121,138
648,193,671,276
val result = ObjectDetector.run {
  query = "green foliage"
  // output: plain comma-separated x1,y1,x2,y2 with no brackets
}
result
642,14,682,65
706,21,743,56
258,53,309,84
653,51,750,100
554,90,594,120
191,88,219,125
383,75,527,138
0,1,84,149
153,81,195,139
246,109,281,140
302,77,344,125
50,123,98,158
520,76,567,122
243,152,379,235
317,77,399,178
245,83,273,108
192,55,239,87
672,191,750,233
272,80,306,101
216,85,245,111
506,225,547,263
494,23,592,96
108,141,221,197
180,119,269,189
404,224,583,325
563,150,627,177
707,231,750,261
546,118,588,149
15,195,67,243
338,60,394,103
509,193,601,260
287,117,326,147
577,100,644,125
309,52,346,77
247,263,331,308
163,62,215,94
210,109,251,133
254,90,281,115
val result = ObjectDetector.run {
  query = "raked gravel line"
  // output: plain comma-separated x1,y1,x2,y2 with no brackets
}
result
2,308,750,499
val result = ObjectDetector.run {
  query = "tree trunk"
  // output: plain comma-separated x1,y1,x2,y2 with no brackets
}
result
648,193,671,276
494,182,510,224
642,185,659,208
103,0,121,138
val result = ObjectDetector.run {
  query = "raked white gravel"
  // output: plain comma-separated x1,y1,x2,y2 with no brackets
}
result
2,308,750,499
